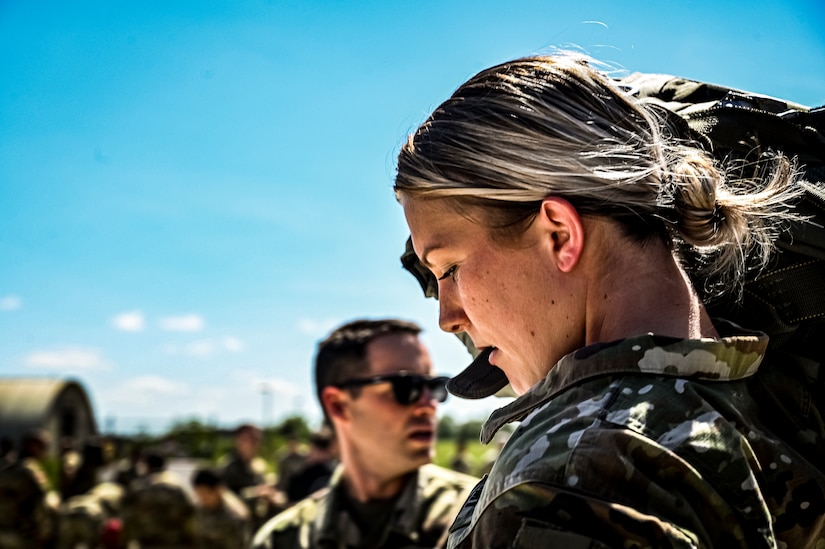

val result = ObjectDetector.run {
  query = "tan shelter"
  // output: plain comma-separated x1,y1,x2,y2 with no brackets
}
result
0,377,98,456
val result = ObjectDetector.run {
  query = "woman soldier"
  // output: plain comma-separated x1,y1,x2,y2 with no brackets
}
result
394,54,825,548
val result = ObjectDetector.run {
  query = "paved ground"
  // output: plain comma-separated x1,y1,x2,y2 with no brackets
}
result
101,456,205,499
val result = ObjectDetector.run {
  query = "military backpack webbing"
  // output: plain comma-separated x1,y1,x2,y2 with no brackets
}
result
624,73,825,348
620,73,825,465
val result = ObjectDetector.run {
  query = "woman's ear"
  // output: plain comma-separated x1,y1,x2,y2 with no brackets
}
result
537,197,584,273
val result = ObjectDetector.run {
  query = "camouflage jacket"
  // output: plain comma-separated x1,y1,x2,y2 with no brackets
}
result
57,482,124,549
220,452,267,496
0,461,54,548
447,322,825,548
121,470,196,548
252,464,477,549
194,496,251,549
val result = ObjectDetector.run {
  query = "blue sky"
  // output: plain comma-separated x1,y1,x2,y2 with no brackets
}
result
1,0,823,434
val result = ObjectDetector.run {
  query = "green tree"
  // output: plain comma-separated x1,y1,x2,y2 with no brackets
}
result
437,415,457,440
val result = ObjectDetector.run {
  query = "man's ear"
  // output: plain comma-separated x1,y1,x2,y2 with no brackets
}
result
537,197,584,273
321,386,348,422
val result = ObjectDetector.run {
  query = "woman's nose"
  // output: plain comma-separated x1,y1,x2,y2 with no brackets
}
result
438,283,468,333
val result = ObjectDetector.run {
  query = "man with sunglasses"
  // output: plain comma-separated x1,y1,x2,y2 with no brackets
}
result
251,318,477,549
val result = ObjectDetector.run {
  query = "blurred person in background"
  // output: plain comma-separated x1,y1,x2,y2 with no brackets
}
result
120,452,195,548
219,423,281,529
191,468,251,549
57,481,124,549
284,427,337,504
62,438,107,500
252,318,477,549
113,444,146,491
0,430,59,548
59,437,81,501
0,436,15,470
449,440,471,475
273,433,307,497
220,424,267,497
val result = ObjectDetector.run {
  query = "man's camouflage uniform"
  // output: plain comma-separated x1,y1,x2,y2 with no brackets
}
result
219,452,273,527
57,482,124,549
447,322,825,548
193,491,251,549
0,461,55,549
252,463,476,549
121,470,196,548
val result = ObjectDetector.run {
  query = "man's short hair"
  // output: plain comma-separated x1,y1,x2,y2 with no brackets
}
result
145,452,166,472
234,423,261,438
192,468,223,489
309,426,335,452
314,318,422,414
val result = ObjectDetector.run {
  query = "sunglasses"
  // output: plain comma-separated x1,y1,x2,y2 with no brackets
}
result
337,372,449,405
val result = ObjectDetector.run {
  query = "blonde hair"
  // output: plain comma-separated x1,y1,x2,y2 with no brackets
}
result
394,53,801,296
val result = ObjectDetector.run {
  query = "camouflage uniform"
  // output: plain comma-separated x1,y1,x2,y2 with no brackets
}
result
121,470,196,548
193,491,251,549
219,452,274,528
220,452,267,497
252,464,477,549
57,482,124,549
0,461,55,549
447,321,825,548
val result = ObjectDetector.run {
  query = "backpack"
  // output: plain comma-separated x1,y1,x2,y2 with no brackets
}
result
621,73,825,466
622,73,825,345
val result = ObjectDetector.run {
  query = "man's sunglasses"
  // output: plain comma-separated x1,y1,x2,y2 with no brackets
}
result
336,372,449,406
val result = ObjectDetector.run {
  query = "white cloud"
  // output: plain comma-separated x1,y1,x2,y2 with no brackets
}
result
106,375,190,407
25,347,112,371
130,375,189,395
185,339,216,357
112,310,145,332
223,336,245,352
162,336,245,358
159,314,204,332
0,295,21,311
297,317,340,337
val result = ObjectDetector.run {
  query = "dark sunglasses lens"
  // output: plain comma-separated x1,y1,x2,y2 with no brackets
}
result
390,376,418,405
390,376,448,405
429,379,448,403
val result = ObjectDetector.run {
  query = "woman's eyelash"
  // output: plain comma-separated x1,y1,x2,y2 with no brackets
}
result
438,266,457,281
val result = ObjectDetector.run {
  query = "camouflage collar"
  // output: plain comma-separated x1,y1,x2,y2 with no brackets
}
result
315,465,424,545
480,320,767,444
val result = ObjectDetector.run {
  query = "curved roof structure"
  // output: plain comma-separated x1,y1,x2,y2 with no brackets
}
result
0,377,98,451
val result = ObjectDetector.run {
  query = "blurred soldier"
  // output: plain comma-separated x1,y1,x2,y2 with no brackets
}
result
56,482,124,549
62,439,106,500
0,436,15,470
120,452,195,548
220,423,280,528
191,468,251,549
59,438,81,500
273,434,306,496
449,440,472,475
0,430,58,548
113,444,146,490
283,427,337,504
220,424,267,496
252,318,477,549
